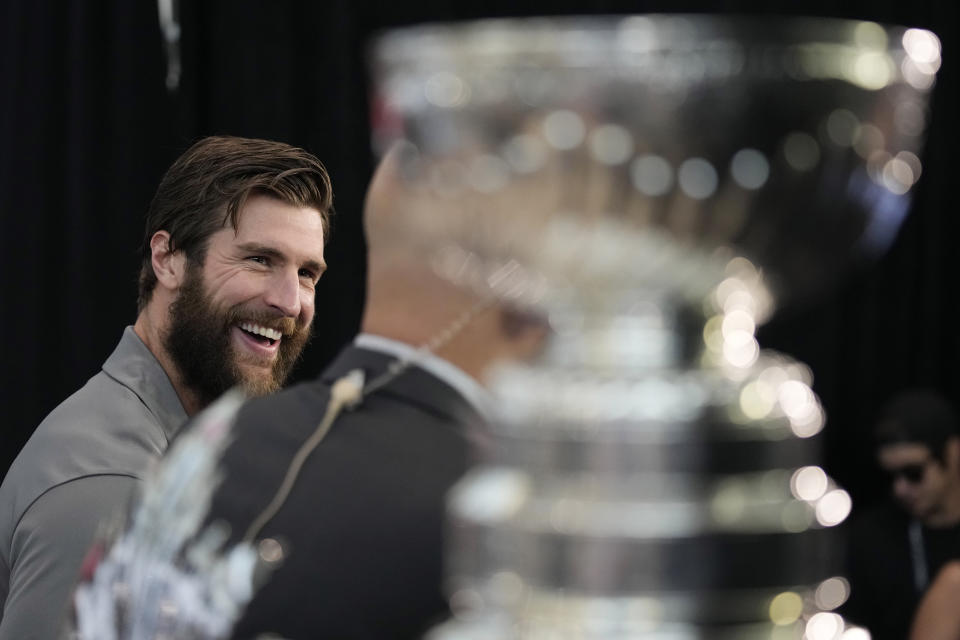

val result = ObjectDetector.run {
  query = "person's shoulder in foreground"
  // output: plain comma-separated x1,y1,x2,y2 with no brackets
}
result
218,339,488,639
0,135,333,640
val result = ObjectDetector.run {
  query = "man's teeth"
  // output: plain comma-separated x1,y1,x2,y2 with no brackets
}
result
239,322,282,341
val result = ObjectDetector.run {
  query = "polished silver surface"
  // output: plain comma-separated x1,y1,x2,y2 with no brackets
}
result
371,15,938,307
369,14,939,639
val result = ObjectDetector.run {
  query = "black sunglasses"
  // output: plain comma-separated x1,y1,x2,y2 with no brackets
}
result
883,462,930,485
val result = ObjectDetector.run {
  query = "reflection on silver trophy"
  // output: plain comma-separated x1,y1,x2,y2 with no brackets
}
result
369,16,940,639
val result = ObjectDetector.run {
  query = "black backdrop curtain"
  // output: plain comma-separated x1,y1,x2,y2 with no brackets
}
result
1,0,956,511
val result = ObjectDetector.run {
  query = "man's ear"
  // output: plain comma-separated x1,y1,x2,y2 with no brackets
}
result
149,231,186,290
498,307,550,361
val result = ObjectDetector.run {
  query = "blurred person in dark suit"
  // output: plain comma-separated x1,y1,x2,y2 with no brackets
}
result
69,144,548,639
0,136,332,640
844,389,960,640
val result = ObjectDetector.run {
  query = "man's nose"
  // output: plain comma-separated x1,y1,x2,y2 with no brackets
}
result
892,476,913,498
264,269,302,318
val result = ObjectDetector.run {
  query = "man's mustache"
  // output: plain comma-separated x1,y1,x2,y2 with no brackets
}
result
224,307,301,337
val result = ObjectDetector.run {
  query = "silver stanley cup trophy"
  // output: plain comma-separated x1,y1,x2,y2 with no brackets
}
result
369,16,940,639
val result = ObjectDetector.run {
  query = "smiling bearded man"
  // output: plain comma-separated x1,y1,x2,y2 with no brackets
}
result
164,258,313,404
0,136,332,640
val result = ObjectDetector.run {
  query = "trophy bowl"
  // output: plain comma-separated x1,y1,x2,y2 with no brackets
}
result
368,15,939,639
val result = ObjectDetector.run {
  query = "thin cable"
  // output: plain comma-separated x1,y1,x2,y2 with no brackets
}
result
241,298,493,544
361,298,493,398
241,370,364,543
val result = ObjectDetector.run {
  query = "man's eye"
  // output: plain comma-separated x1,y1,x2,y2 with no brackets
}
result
249,256,268,265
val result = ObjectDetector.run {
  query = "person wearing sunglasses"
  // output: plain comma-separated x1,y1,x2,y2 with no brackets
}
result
843,389,960,640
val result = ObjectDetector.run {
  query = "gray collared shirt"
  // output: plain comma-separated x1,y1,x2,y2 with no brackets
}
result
0,326,187,639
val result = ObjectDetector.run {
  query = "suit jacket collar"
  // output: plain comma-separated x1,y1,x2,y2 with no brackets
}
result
321,344,487,438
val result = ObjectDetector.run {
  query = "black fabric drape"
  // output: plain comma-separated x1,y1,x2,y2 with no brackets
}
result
1,1,179,471
1,0,956,513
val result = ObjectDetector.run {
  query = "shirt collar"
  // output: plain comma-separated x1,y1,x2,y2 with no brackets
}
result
354,333,493,420
101,326,188,443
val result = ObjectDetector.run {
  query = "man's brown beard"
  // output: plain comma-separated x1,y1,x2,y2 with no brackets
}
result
163,262,312,408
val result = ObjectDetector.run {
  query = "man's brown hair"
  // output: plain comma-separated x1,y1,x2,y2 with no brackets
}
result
137,136,334,311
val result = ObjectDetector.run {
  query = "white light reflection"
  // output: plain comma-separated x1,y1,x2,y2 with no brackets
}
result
815,577,851,611
726,255,761,277
840,628,871,640
806,612,844,640
881,157,915,195
779,380,815,421
897,151,922,181
703,315,724,353
758,365,789,389
791,466,828,502
902,58,937,90
715,275,756,311
722,309,756,344
780,380,825,438
705,260,775,373
258,537,284,563
790,408,825,438
714,278,742,310
544,110,586,150
769,591,804,626
723,336,759,368
783,361,814,386
784,132,820,172
730,149,770,190
631,155,674,196
816,489,852,527
424,72,470,108
616,16,659,53
678,158,718,199
903,29,942,66
709,258,774,327
851,51,893,90
739,380,777,420
449,467,531,524
723,290,758,315
589,124,634,165
866,150,892,184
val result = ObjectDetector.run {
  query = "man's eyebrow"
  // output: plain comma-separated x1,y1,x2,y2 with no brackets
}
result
237,242,327,273
306,258,327,275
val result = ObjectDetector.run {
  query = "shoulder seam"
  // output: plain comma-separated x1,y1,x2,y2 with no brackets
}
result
12,473,140,536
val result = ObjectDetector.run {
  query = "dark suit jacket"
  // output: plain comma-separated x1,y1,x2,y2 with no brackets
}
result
842,503,960,640
206,345,486,639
